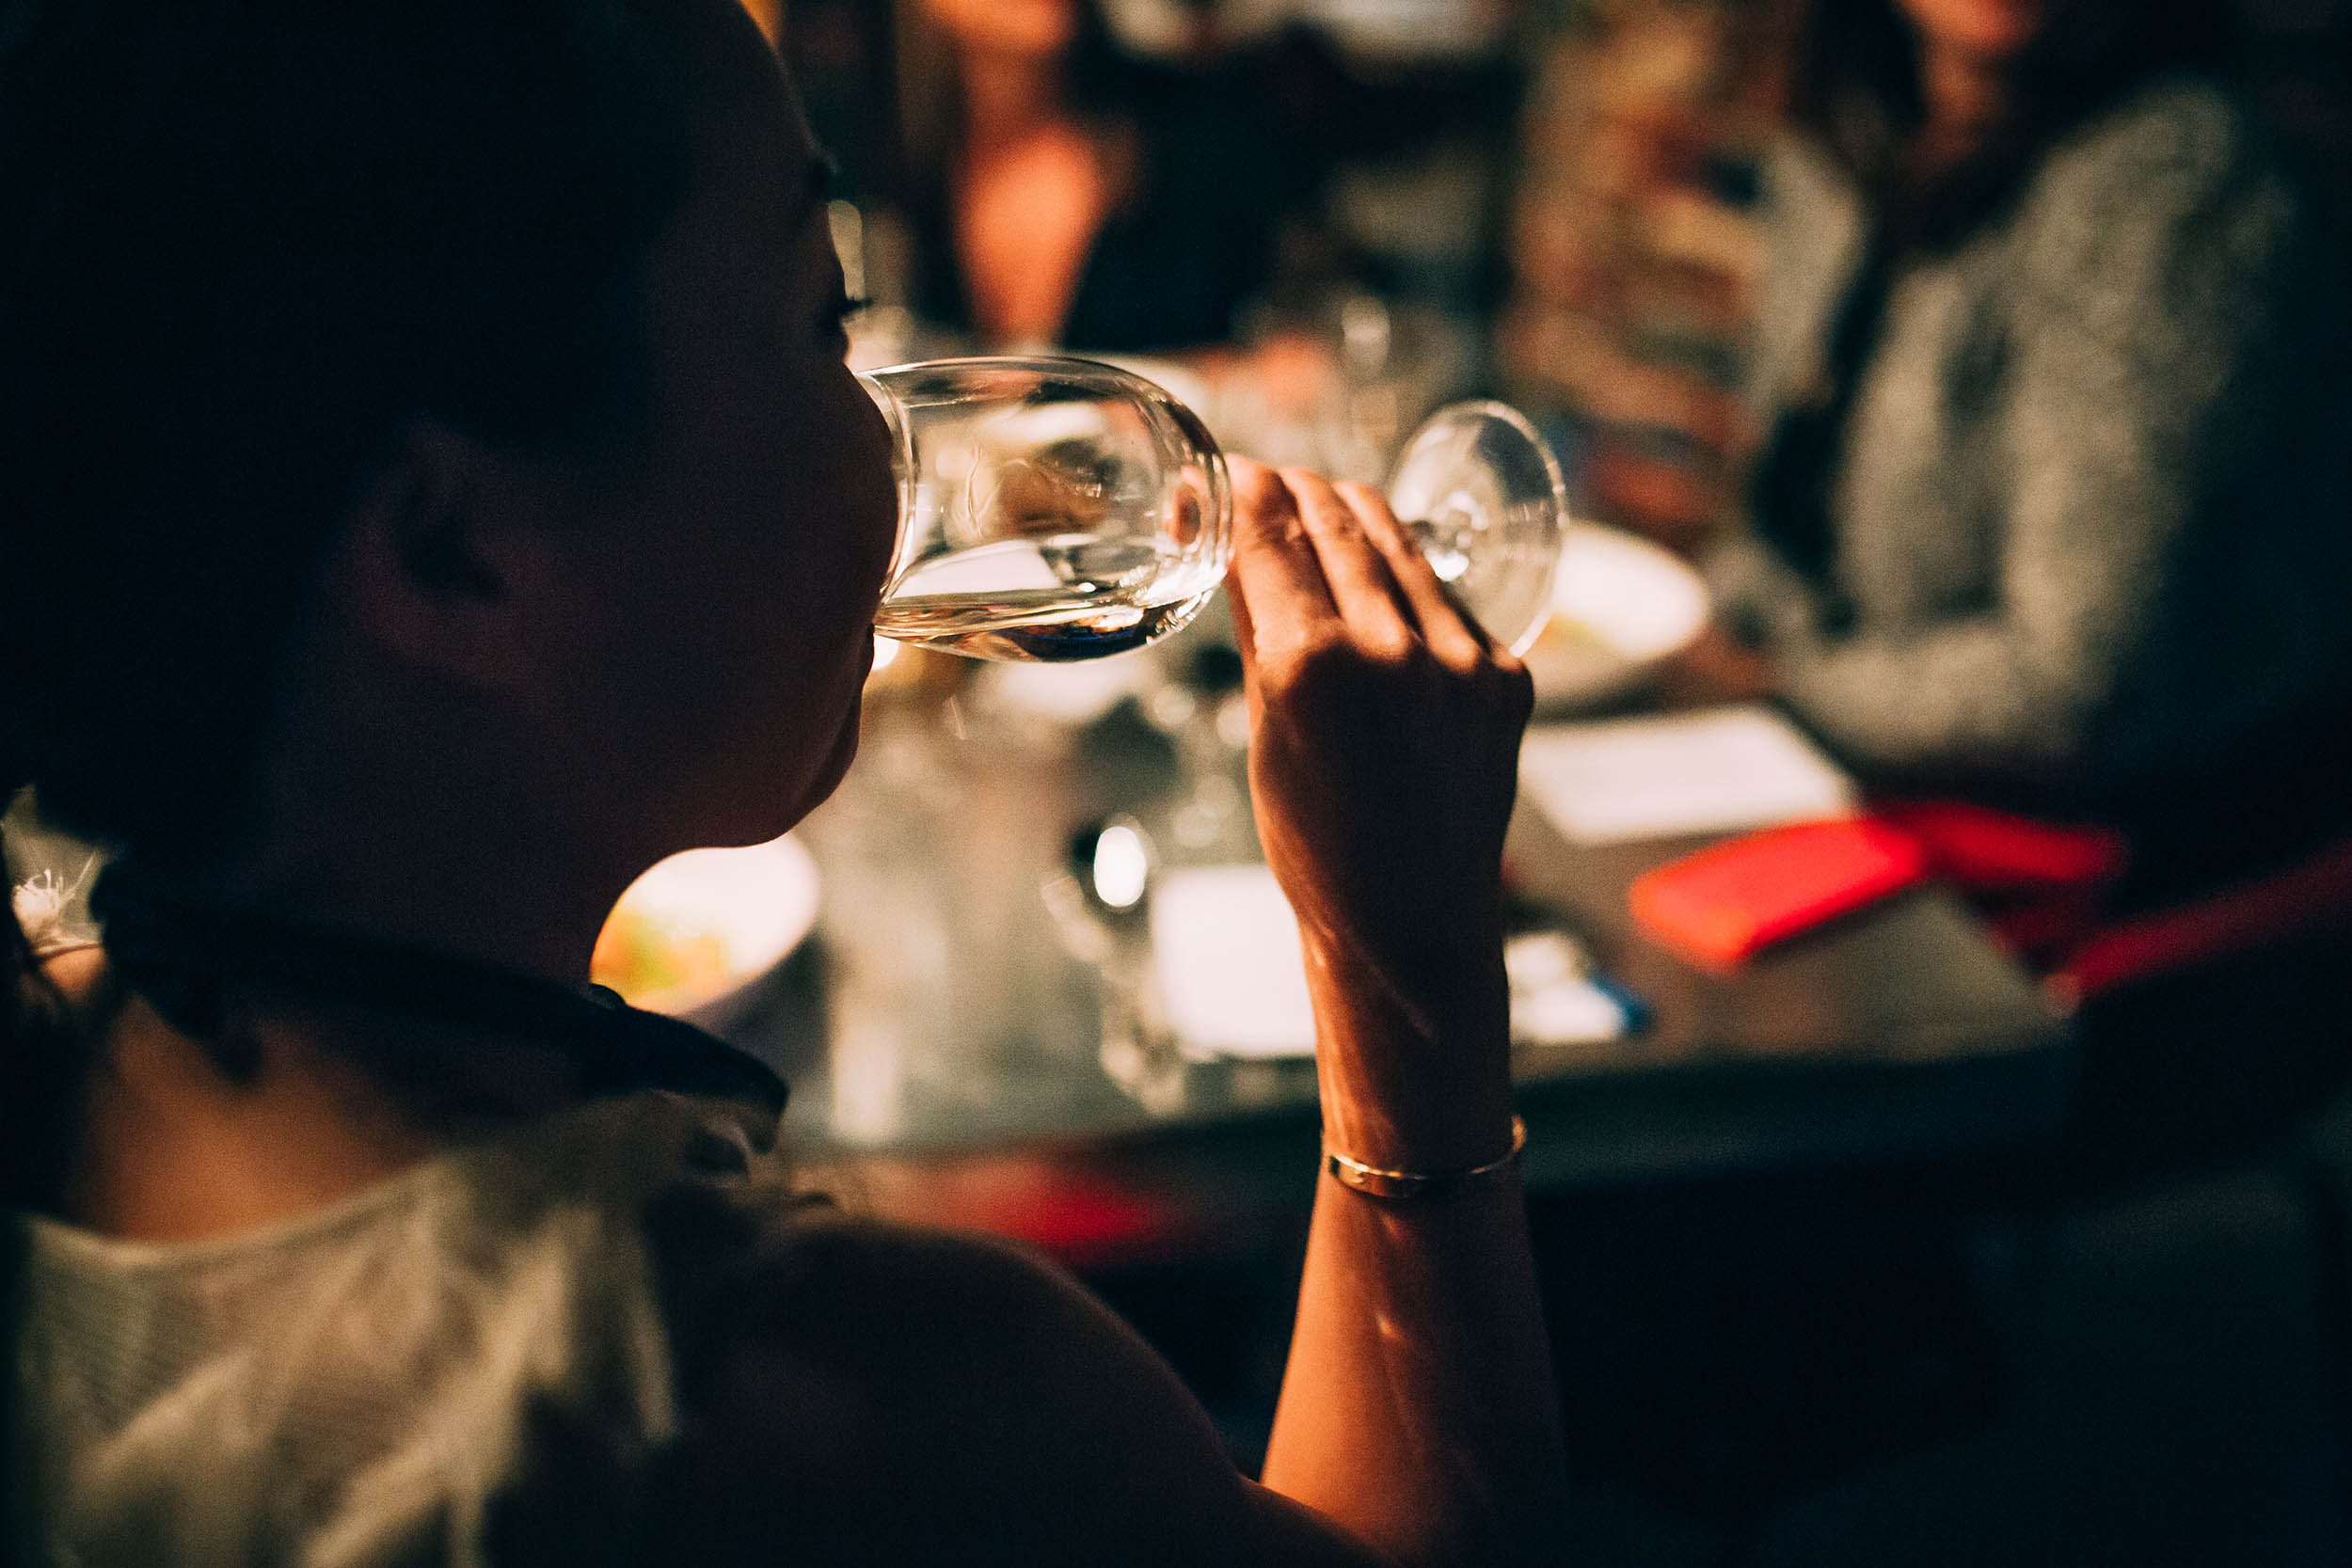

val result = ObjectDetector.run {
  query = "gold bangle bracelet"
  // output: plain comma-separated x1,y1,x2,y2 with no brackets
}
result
1323,1116,1528,1200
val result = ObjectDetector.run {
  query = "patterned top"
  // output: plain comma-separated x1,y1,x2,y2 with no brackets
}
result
1708,75,2352,836
10,1090,807,1567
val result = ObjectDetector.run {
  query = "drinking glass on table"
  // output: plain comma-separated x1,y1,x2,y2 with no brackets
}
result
862,357,1570,663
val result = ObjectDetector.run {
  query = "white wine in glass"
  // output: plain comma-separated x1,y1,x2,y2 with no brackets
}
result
862,357,1567,663
864,358,1231,662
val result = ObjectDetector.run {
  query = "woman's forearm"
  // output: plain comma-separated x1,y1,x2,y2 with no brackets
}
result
1267,1173,1565,1567
1260,945,1569,1568
1217,455,1567,1564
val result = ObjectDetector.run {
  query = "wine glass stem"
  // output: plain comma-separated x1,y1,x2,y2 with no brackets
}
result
1406,510,1479,585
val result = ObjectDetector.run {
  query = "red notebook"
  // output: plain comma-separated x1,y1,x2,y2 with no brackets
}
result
1629,818,1930,969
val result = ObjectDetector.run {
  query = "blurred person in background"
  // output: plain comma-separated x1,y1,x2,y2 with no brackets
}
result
1542,14,2352,1560
0,1,1566,1562
1693,0,2352,911
896,0,1314,350
1684,0,2352,1183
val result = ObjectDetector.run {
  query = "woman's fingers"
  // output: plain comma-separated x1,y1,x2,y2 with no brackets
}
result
1277,467,1420,656
1330,480,1494,671
1228,457,1518,677
1224,457,1334,665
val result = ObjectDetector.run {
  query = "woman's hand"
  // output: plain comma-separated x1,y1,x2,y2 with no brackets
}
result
1223,458,1534,1171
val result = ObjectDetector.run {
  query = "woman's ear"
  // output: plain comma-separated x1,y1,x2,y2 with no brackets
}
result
330,424,563,690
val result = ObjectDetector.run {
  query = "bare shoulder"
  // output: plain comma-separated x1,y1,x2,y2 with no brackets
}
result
656,1211,1392,1568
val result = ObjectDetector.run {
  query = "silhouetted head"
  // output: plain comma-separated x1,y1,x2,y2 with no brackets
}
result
0,0,898,1175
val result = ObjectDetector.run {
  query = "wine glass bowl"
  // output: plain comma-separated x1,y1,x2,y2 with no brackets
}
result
863,358,1232,662
1385,400,1569,657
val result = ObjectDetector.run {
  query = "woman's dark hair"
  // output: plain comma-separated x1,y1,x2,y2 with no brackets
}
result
1785,0,2239,249
1,2,707,1543
0,0,702,1167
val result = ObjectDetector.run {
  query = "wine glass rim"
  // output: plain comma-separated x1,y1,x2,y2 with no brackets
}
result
1396,399,1568,502
860,353,1175,387
858,354,1208,432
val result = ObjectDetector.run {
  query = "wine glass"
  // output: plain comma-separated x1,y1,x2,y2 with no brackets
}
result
1384,401,1569,657
863,358,1229,663
861,357,1568,664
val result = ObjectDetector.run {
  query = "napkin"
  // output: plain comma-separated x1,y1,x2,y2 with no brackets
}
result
1151,865,1633,1060
1518,705,1855,846
1152,866,1315,1059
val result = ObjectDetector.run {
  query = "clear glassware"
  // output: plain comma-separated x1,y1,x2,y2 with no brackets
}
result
863,358,1232,663
861,358,1569,664
1384,401,1568,657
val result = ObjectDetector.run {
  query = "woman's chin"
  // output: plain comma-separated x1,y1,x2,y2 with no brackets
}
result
803,698,865,810
690,641,871,847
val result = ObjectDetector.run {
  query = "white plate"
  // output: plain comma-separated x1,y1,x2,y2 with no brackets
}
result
1522,523,1711,711
591,833,820,1026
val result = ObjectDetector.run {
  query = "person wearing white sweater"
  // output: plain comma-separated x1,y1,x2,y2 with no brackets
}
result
1699,0,2352,906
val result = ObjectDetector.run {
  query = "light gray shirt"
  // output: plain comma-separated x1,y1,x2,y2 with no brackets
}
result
1709,75,2352,803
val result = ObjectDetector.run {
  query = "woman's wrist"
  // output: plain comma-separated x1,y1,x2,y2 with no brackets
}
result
1324,1115,1527,1199
1300,923,1516,1175
1317,1077,1518,1176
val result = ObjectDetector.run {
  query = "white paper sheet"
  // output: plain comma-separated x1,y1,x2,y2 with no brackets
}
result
1151,865,1631,1060
1518,705,1855,846
1152,865,1316,1060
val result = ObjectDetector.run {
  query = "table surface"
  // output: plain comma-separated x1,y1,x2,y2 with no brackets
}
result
724,654,2070,1246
